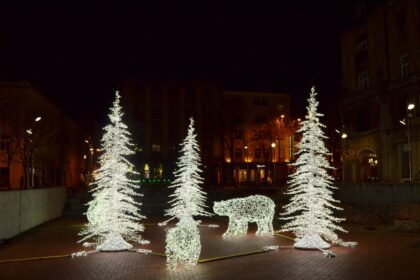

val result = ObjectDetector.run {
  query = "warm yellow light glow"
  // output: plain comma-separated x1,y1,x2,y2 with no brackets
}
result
271,142,276,148
244,145,248,150
297,118,301,122
83,154,87,159
281,114,285,118
407,103,415,110
225,158,231,163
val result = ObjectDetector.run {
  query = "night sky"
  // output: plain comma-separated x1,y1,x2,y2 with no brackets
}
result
0,2,353,129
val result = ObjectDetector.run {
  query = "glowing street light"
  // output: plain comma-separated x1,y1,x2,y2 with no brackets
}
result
271,142,276,148
406,103,416,182
26,129,33,135
341,133,348,139
35,116,42,122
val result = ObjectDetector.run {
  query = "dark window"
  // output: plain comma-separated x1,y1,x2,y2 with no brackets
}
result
255,148,262,158
356,109,371,132
233,115,243,125
254,98,261,106
233,129,243,139
358,71,369,90
261,99,268,106
397,12,407,36
234,148,242,159
401,55,409,78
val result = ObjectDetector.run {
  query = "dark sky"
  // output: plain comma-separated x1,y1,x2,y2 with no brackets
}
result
0,3,353,129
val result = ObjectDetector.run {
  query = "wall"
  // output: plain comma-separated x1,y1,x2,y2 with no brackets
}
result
0,187,66,239
335,183,420,207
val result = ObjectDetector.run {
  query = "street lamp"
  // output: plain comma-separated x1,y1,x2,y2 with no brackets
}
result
271,142,276,186
244,145,248,184
407,103,415,182
26,116,43,188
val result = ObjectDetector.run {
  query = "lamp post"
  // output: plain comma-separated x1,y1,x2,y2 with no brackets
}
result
244,145,248,184
335,129,348,182
407,103,415,182
271,142,276,186
26,116,42,188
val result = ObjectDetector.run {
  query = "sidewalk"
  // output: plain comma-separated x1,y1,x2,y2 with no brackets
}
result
1,217,420,280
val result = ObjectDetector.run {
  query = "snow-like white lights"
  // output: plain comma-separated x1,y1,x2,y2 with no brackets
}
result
166,222,201,270
164,117,210,269
78,91,146,251
280,86,357,249
213,195,275,237
165,117,210,224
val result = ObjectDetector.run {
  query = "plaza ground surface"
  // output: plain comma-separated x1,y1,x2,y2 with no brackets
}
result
0,217,420,280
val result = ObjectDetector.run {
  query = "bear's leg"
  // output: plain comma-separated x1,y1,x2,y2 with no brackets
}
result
256,220,265,235
267,216,274,234
237,219,248,235
166,250,177,270
224,219,238,236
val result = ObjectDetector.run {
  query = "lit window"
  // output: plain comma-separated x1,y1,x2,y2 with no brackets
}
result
152,144,161,152
401,55,409,78
358,71,369,90
144,163,150,179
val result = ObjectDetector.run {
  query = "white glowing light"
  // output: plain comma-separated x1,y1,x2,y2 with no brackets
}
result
213,195,275,237
407,103,415,110
263,245,279,251
71,251,88,257
164,117,210,269
165,117,211,224
165,223,201,270
78,91,146,251
280,86,357,249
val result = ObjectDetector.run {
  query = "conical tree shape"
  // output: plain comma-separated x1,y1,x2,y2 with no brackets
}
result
78,91,145,251
165,117,211,225
280,86,346,249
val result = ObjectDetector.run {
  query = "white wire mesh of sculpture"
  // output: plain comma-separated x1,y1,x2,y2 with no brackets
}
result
165,220,201,270
78,91,146,251
213,195,275,237
164,117,211,225
280,86,357,249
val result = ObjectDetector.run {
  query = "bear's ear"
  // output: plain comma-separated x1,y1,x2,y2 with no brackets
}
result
213,202,219,207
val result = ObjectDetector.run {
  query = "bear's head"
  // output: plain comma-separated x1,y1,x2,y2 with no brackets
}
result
213,201,228,216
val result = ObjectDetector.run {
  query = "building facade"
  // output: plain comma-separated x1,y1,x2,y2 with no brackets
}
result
341,0,420,182
0,81,90,189
120,79,294,187
222,91,294,186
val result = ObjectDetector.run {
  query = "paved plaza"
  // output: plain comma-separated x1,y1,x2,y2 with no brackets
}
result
1,217,420,280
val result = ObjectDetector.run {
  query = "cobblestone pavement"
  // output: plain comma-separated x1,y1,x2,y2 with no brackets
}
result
1,217,420,280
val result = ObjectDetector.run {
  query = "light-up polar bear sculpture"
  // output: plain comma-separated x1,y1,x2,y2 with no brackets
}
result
165,223,201,270
213,195,275,236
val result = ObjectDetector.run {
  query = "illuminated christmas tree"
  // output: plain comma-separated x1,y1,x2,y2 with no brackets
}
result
280,86,349,249
78,91,145,251
165,117,211,225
